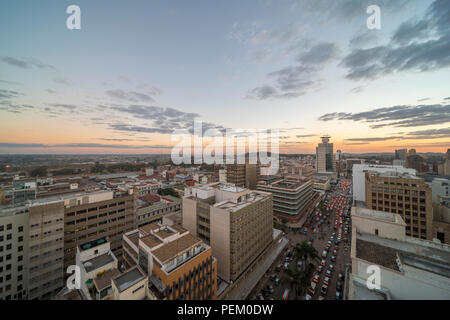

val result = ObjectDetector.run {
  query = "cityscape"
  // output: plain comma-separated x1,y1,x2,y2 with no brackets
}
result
0,0,449,306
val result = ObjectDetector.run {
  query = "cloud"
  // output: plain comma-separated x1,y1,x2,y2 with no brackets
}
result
297,42,339,65
1,56,57,70
318,104,450,128
53,77,71,85
341,0,450,81
106,89,156,103
349,30,379,49
247,42,337,100
350,86,364,94
0,89,23,99
296,134,315,138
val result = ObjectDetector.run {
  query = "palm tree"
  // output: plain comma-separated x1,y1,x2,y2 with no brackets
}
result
293,241,319,272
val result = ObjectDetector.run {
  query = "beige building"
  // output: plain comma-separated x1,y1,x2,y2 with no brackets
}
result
122,222,217,299
183,183,273,283
316,135,336,173
432,199,450,245
365,171,432,240
0,205,29,300
28,199,65,300
63,190,136,272
348,207,450,300
225,163,260,190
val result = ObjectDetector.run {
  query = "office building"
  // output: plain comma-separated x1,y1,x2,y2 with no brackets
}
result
348,207,450,300
432,178,450,204
257,178,313,218
352,164,416,204
365,171,432,240
395,149,408,161
316,135,335,173
0,205,29,300
63,190,136,272
225,163,260,190
183,183,273,283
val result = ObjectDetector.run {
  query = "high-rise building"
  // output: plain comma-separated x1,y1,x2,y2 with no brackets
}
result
316,135,335,173
257,178,313,219
406,154,426,173
352,164,416,204
63,190,136,272
122,222,217,299
28,199,65,300
365,171,432,240
395,149,408,160
182,183,273,283
225,163,260,190
336,150,342,161
0,205,29,300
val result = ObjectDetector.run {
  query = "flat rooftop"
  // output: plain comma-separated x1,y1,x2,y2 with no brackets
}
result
152,233,202,264
356,232,450,278
93,268,120,291
354,207,397,223
214,191,268,212
83,252,115,273
140,233,163,249
114,267,146,292
351,275,389,300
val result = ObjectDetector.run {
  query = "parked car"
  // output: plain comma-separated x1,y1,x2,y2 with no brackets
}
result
336,282,343,292
335,291,342,300
338,273,345,282
323,276,330,285
321,250,328,258
331,255,336,262
282,288,290,300
305,294,312,300
297,261,303,270
320,285,328,295
274,277,281,286
313,274,320,283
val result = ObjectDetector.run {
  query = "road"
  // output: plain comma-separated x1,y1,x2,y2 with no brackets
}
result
248,178,353,300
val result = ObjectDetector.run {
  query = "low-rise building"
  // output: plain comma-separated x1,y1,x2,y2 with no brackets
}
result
348,207,450,300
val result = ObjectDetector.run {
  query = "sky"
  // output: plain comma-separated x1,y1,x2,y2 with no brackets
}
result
0,0,449,154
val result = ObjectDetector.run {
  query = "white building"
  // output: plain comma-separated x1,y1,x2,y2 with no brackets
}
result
432,178,450,204
352,164,416,204
348,207,450,300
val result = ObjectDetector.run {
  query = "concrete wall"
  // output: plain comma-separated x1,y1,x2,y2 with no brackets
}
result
210,207,231,282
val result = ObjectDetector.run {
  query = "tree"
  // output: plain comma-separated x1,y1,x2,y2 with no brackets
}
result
293,241,319,272
30,166,47,177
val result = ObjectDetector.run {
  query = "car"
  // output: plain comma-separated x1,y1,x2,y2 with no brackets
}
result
274,277,281,286
329,264,334,271
268,285,275,294
305,294,312,300
284,262,290,270
336,282,343,292
282,288,290,300
313,274,320,283
323,276,330,285
338,273,345,282
258,293,264,300
331,255,336,262
317,265,323,273
320,259,326,266
275,264,282,272
318,295,325,300
335,291,342,300
333,250,338,255
320,285,328,295
333,246,339,251
326,269,332,277
270,273,277,281
321,250,328,258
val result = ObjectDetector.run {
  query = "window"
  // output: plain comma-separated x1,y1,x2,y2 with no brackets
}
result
18,236,23,242
6,234,11,240
6,244,11,250
18,226,23,233
375,229,379,236
7,224,12,230
18,246,23,252
0,225,3,232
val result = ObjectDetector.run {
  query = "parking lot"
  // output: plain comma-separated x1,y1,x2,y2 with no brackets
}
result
249,178,353,300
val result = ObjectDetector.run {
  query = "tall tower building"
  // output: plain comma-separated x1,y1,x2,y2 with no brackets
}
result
316,135,336,173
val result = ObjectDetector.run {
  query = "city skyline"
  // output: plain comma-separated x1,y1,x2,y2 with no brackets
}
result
0,0,449,154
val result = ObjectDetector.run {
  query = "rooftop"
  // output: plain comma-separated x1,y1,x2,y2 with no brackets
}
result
83,252,115,273
353,207,399,223
214,191,269,212
93,268,120,291
356,232,450,278
79,237,107,251
140,233,163,249
152,233,202,264
113,267,146,293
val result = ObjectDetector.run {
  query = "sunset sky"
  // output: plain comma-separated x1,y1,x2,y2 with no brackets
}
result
0,0,449,154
